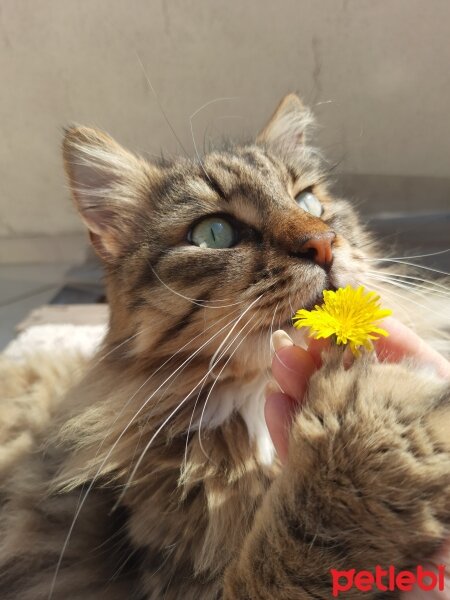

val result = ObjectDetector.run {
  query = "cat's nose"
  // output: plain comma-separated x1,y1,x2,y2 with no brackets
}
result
297,232,335,269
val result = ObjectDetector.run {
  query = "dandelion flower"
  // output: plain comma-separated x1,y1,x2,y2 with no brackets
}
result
292,285,392,355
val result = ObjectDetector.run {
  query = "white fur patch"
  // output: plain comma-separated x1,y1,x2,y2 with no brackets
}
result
239,383,276,466
198,373,275,466
196,328,311,466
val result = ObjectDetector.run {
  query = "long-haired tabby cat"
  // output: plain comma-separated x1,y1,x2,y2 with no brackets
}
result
0,94,449,599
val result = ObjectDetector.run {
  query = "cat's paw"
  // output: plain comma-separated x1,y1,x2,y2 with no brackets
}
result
284,354,450,569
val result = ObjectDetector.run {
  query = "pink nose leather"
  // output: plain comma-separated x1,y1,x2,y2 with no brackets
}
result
299,232,335,268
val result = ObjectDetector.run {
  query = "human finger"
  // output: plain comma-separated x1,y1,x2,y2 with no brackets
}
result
375,317,450,379
271,331,317,402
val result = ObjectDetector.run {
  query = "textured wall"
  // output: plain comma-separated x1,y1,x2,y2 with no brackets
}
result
1,0,449,240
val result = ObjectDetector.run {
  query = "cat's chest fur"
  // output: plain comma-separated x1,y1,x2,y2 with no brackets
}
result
192,327,306,466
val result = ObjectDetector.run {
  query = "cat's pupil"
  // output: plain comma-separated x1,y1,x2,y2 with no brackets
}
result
210,224,218,242
190,217,236,249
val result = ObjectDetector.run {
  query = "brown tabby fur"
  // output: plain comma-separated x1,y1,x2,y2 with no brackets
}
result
0,94,449,599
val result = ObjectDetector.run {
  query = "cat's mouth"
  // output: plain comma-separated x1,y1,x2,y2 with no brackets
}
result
303,280,337,311
279,281,337,330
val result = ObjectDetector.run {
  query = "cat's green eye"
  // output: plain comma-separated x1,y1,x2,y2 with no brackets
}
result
189,217,237,249
296,191,323,218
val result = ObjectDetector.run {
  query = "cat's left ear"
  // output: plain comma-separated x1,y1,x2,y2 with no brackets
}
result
257,93,314,150
63,126,159,261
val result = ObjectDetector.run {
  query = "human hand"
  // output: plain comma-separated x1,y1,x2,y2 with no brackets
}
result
265,317,450,598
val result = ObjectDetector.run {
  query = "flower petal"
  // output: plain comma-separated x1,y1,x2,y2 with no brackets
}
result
292,286,392,355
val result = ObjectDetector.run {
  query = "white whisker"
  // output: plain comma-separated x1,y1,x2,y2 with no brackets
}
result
208,295,263,373
269,301,280,356
197,317,262,460
145,257,247,308
366,271,450,299
116,295,262,505
189,97,238,182
49,308,243,598
365,273,448,319
366,270,449,293
364,257,449,277
135,53,189,157
382,248,449,261
176,297,266,466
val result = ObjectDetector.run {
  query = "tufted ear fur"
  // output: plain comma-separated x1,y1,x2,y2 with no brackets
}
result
257,93,314,151
63,126,158,261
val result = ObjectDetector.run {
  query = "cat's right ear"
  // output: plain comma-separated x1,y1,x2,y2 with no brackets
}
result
63,126,157,261
257,93,314,151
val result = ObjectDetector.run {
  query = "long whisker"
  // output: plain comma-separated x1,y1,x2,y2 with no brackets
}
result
261,300,282,383
208,295,263,372
257,301,273,381
197,317,261,460
119,296,263,495
366,271,450,298
49,308,243,599
382,248,449,261
189,97,238,182
364,280,416,326
365,273,448,318
157,308,245,469
84,307,242,477
185,306,262,467
124,312,244,478
364,257,449,277
135,53,189,157
145,258,248,308
366,270,449,294
269,301,280,356
72,314,245,519
367,272,449,301
107,310,240,460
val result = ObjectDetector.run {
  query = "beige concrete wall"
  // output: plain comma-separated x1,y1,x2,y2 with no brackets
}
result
0,0,449,249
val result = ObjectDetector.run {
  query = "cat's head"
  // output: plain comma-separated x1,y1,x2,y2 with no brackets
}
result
63,94,372,367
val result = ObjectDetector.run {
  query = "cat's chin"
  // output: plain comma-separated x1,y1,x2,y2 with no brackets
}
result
297,281,338,313
272,279,338,337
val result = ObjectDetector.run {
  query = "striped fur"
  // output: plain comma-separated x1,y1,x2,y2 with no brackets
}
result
0,94,449,598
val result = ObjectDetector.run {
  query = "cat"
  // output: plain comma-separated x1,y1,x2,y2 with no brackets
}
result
0,94,449,599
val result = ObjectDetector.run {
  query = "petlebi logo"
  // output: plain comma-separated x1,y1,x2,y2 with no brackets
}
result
330,565,446,597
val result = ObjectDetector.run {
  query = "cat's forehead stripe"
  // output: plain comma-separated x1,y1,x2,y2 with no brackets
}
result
198,148,290,213
140,143,329,244
183,178,218,201
238,149,275,174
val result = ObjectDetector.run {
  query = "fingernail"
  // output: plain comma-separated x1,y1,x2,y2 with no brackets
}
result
265,381,280,398
272,330,294,352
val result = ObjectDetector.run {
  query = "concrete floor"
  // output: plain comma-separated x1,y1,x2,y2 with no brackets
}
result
0,263,72,351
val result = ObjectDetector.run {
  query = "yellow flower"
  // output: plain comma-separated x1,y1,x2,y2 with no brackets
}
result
292,285,392,355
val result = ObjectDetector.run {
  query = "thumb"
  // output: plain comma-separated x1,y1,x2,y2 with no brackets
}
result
265,331,317,464
264,390,296,465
